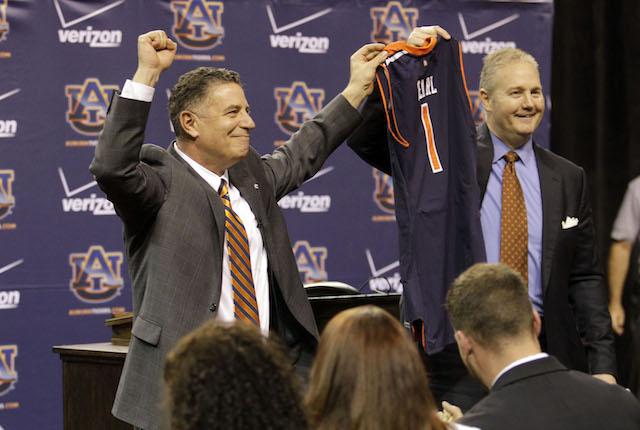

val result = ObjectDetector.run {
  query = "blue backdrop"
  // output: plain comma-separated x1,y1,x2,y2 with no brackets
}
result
0,0,552,428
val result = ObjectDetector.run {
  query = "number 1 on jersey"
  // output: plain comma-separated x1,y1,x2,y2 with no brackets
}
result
420,103,443,173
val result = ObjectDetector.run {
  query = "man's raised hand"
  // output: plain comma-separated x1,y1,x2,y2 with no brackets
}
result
133,30,178,87
407,26,451,47
341,43,388,109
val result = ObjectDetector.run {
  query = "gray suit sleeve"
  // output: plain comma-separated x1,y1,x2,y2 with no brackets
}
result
261,94,362,200
89,94,168,230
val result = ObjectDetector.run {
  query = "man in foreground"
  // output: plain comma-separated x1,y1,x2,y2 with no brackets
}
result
444,263,640,430
90,30,387,430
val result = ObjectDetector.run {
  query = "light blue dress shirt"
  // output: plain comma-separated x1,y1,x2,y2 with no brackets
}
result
480,132,544,314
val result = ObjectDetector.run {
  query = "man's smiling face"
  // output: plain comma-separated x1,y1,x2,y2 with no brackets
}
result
481,61,545,150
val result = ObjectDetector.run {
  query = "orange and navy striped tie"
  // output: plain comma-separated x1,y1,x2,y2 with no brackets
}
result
218,180,260,327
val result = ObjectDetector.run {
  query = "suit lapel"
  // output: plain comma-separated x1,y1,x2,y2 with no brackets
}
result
534,145,561,295
476,123,494,199
229,160,267,232
167,143,226,244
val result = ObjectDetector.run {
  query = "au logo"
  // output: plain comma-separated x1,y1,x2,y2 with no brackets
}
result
468,90,485,125
66,78,118,135
0,170,14,220
171,0,224,49
293,241,327,284
373,169,394,214
0,0,8,42
274,82,324,135
0,345,17,396
370,1,418,44
69,245,124,303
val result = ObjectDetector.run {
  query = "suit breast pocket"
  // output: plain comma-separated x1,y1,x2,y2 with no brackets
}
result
131,316,163,346
556,224,579,261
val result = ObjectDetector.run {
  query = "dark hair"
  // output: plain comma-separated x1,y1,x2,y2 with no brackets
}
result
164,320,308,430
446,263,535,349
168,67,241,139
304,305,446,430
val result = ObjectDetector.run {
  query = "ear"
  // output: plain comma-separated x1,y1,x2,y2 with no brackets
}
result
180,110,198,139
532,308,542,337
454,330,473,360
479,88,492,113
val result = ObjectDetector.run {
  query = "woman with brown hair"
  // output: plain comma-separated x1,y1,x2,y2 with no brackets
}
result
304,305,475,430
164,320,308,430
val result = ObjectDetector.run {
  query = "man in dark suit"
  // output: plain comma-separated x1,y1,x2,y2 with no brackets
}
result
90,30,387,430
348,27,616,408
443,263,640,430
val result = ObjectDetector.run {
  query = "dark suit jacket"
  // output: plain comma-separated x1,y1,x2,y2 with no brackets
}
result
475,123,614,375
348,88,616,375
459,356,640,430
90,93,362,430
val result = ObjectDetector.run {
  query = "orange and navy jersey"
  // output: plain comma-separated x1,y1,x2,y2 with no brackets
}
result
377,37,486,354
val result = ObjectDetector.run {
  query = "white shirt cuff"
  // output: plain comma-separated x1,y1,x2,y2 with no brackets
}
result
120,79,155,102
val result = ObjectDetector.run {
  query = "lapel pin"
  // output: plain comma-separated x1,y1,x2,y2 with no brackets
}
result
254,184,259,189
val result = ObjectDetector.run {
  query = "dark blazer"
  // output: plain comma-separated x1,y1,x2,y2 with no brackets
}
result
348,90,616,375
90,93,362,430
459,356,640,430
476,123,614,375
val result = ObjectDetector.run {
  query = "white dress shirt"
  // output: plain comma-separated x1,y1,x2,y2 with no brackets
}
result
121,79,270,334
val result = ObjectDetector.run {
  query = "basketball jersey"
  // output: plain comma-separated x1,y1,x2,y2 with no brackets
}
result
377,37,486,354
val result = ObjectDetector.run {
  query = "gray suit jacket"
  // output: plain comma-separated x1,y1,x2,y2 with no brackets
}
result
459,356,640,430
90,93,362,430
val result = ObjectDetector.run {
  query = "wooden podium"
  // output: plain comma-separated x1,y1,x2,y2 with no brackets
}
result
53,293,400,429
52,343,131,430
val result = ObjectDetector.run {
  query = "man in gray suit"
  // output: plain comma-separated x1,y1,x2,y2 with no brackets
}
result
443,263,640,430
90,30,387,430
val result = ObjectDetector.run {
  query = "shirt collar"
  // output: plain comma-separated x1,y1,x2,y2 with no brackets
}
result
491,352,548,387
173,142,229,191
490,131,535,168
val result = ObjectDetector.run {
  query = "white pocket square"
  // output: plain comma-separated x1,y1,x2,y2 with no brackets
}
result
561,216,579,229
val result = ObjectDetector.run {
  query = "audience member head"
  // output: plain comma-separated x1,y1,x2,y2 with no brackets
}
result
305,305,446,430
446,263,542,387
479,47,544,150
164,320,308,430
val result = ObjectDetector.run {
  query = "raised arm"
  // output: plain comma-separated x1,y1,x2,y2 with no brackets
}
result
89,30,178,231
263,43,388,199
132,30,177,87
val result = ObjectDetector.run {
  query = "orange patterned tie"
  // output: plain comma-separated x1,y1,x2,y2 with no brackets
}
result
500,151,528,284
218,180,260,326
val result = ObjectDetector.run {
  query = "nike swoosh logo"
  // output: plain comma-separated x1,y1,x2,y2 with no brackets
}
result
365,249,399,277
0,259,23,275
266,5,332,34
0,89,20,102
304,166,334,184
53,0,125,29
458,12,520,40
58,167,97,197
